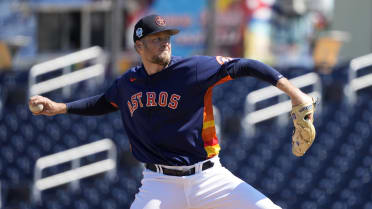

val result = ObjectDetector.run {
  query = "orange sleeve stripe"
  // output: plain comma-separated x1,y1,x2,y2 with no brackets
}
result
202,75,232,157
205,144,221,158
215,75,233,85
110,102,119,108
203,120,215,129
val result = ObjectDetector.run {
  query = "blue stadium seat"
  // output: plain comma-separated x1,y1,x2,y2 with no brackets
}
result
310,188,327,205
112,187,130,206
109,114,123,131
98,122,115,139
301,201,318,209
44,123,62,142
82,187,100,206
318,178,337,195
19,202,32,209
266,166,285,186
20,123,35,141
55,189,72,207
83,117,98,131
26,145,42,160
363,156,372,168
347,179,362,190
119,177,140,195
275,155,294,172
16,105,30,120
16,156,32,176
333,156,352,173
74,199,90,209
256,143,273,162
2,145,15,164
0,123,7,142
296,167,313,183
37,135,53,153
237,165,257,184
5,113,19,134
55,115,72,131
95,179,111,195
260,178,279,195
114,133,130,151
101,198,118,209
32,116,46,132
326,166,343,183
5,166,21,184
230,143,248,162
332,201,348,209
64,134,79,148
325,121,344,139
71,123,88,143
340,188,359,208
364,202,372,209
11,134,26,153
52,144,68,154
355,166,371,184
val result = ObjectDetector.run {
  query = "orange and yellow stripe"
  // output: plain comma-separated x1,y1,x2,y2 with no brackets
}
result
202,75,232,158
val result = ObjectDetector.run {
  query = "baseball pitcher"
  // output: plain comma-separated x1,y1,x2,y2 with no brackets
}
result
29,14,316,209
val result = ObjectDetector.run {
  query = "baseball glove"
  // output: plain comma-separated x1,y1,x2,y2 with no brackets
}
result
291,97,317,157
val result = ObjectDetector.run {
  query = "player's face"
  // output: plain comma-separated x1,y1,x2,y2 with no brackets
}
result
140,31,172,67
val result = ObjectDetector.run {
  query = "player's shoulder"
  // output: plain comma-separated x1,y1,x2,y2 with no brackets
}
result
171,55,236,67
171,55,218,66
126,64,144,74
186,55,234,65
114,65,143,82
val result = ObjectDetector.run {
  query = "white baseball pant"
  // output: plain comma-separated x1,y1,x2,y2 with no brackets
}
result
130,156,282,209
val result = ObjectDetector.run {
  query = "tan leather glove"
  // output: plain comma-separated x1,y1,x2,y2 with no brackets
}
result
291,97,317,157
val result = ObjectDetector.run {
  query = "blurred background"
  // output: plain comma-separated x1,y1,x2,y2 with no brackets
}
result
0,0,372,208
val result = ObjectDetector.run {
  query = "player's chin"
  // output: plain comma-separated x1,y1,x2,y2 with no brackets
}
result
153,53,171,66
162,53,171,62
160,50,170,57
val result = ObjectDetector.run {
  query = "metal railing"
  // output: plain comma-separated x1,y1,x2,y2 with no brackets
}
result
242,73,322,137
345,53,372,105
28,46,106,98
32,138,117,203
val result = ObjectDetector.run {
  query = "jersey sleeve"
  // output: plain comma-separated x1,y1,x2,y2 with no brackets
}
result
104,78,121,109
196,56,238,90
196,56,283,89
230,58,283,86
67,94,118,115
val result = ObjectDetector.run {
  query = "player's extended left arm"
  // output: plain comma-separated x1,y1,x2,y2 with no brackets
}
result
230,59,312,105
231,59,316,156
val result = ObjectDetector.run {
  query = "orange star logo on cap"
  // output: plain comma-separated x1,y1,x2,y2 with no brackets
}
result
155,16,166,26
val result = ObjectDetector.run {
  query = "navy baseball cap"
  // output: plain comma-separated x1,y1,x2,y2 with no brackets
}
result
133,14,179,42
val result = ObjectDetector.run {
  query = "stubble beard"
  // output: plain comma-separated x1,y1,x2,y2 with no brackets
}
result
151,51,171,67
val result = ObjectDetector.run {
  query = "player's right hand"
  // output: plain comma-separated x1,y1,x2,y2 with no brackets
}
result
28,95,67,116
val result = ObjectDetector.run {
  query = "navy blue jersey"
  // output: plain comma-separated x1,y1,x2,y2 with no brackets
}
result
104,56,282,166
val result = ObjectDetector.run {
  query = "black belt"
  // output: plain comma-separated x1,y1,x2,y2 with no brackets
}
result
145,160,214,176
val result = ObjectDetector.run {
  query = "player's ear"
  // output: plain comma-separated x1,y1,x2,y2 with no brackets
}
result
135,40,143,53
134,40,143,53
137,40,144,48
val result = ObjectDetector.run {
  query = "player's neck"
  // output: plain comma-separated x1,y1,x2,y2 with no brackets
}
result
142,60,168,76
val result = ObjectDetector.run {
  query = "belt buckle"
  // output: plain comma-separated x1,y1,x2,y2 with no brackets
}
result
169,168,194,176
150,160,214,176
184,168,195,176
